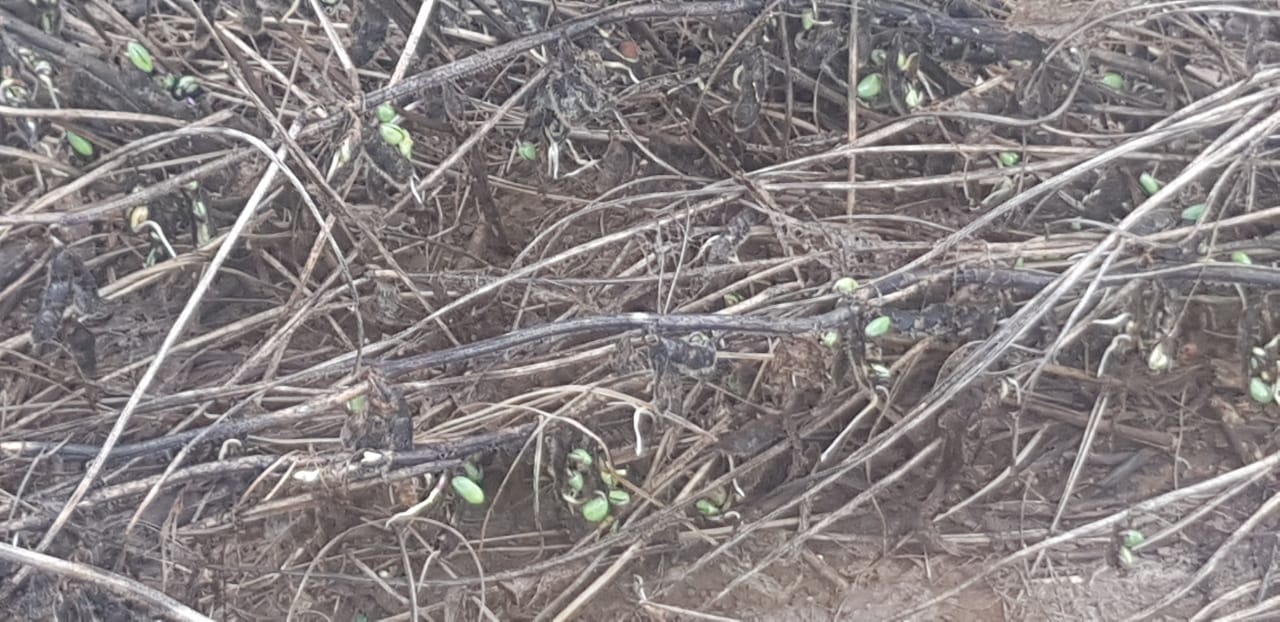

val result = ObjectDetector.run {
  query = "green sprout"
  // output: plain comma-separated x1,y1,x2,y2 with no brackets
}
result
567,448,593,469
376,103,398,124
518,141,538,161
173,75,202,98
379,122,413,160
1100,72,1125,90
565,470,585,494
833,277,858,295
864,315,892,338
346,395,368,413
997,151,1021,167
65,131,93,157
607,489,631,506
856,74,882,101
450,475,485,505
903,84,925,109
581,494,610,523
696,498,721,516
463,461,483,483
1180,203,1206,223
126,41,155,74
869,363,892,379
1231,251,1253,265
821,331,840,348
1138,172,1162,196
1250,377,1272,404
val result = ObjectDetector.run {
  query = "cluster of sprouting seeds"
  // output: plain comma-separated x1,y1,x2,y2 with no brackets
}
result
559,448,633,525
375,103,414,161
1246,335,1280,406
0,45,96,157
125,41,203,101
128,181,216,267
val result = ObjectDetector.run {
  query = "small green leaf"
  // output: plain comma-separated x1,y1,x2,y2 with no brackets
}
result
376,103,398,124
864,315,892,338
904,84,924,109
1100,72,1125,90
566,470,585,493
127,41,154,74
1232,251,1253,265
997,151,1020,167
65,131,93,157
451,475,485,505
174,75,201,98
1250,377,1272,403
379,122,409,147
463,461,483,483
1122,530,1145,549
346,395,368,414
1181,203,1207,223
869,49,886,67
869,363,892,378
599,468,618,488
607,489,631,506
568,448,593,468
696,498,721,516
801,9,817,30
581,495,610,522
396,135,413,160
1118,545,1134,566
1146,343,1170,372
1138,172,1161,196
723,293,742,306
833,277,858,295
821,331,840,348
518,141,538,161
856,73,883,100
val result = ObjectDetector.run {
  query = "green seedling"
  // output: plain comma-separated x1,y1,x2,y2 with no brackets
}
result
173,75,202,98
1180,203,1206,223
581,494,610,523
518,141,538,161
450,475,485,505
567,448,593,469
1100,72,1125,90
1231,251,1253,265
1138,172,1161,196
1146,342,1170,372
127,41,155,74
463,461,483,483
346,395,368,413
869,363,892,379
821,331,840,348
379,122,413,159
607,489,631,506
1250,377,1272,403
865,315,892,337
65,131,93,157
833,277,858,295
376,103,398,124
565,470,585,494
903,84,925,109
696,498,721,516
997,151,1020,167
856,73,882,100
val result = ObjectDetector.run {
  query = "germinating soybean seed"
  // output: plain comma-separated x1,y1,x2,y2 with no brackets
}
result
582,495,610,522
451,475,485,505
865,315,892,337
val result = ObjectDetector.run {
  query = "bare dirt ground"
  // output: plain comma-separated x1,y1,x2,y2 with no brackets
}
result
3,0,1280,620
